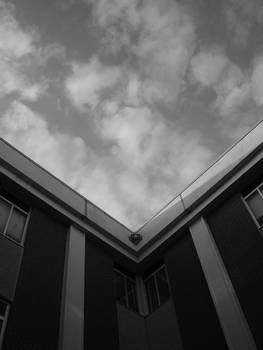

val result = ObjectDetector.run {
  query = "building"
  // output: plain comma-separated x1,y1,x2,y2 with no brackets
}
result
0,120,262,350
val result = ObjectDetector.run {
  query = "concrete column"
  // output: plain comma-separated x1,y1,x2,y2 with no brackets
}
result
59,226,85,350
190,217,257,350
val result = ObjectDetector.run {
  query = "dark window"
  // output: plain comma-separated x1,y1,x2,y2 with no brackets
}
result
145,275,158,312
0,195,29,244
244,184,263,227
114,270,138,312
144,265,170,313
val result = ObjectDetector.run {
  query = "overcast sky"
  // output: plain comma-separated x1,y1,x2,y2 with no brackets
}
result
0,0,262,229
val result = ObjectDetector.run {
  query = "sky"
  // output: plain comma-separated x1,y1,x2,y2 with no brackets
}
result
0,0,263,230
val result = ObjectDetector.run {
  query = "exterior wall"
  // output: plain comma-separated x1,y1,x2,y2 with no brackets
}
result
146,300,183,350
207,194,263,349
3,207,67,350
85,240,120,350
118,299,182,350
165,233,228,350
117,304,148,350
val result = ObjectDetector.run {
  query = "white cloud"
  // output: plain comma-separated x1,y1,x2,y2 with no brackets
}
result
190,47,263,139
0,101,88,181
214,83,251,116
190,48,251,113
125,73,142,106
0,101,147,228
61,0,216,227
97,101,213,224
86,0,196,104
0,98,213,229
0,1,42,99
0,59,48,101
0,1,35,58
191,48,263,116
191,49,229,87
0,1,65,102
251,57,263,106
65,57,122,110
0,101,129,223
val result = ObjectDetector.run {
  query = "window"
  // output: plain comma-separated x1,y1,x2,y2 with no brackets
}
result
114,269,138,312
0,195,29,244
0,299,9,347
244,183,263,227
144,265,170,313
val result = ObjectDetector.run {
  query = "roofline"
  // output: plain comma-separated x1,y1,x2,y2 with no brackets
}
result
0,119,262,260
0,137,132,233
137,119,263,232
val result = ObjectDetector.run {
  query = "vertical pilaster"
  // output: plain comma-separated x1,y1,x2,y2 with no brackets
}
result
60,226,85,350
190,217,257,350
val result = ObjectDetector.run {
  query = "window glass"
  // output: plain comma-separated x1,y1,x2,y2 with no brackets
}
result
0,198,11,233
115,270,138,312
145,275,158,312
156,267,170,304
115,272,126,307
6,208,27,243
0,319,3,333
127,279,138,312
246,191,263,226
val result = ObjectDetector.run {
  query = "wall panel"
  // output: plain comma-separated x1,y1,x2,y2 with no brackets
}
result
165,233,228,350
207,194,263,349
3,207,67,350
85,241,119,350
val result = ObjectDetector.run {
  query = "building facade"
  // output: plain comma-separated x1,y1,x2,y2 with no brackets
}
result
0,120,262,350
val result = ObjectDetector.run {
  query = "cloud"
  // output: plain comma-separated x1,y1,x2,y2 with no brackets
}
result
224,6,251,48
191,48,263,114
251,57,263,106
190,48,250,110
0,59,48,101
0,100,130,224
61,0,215,227
66,0,199,114
86,0,196,104
65,56,122,110
0,94,213,230
190,47,263,139
214,82,251,116
0,1,35,58
97,100,213,225
0,101,87,181
0,1,43,100
223,0,263,48
0,1,65,102
191,49,229,87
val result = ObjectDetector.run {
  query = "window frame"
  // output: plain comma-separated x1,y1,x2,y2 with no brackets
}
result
114,269,139,313
243,182,263,229
144,265,170,313
0,299,9,350
0,194,30,246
